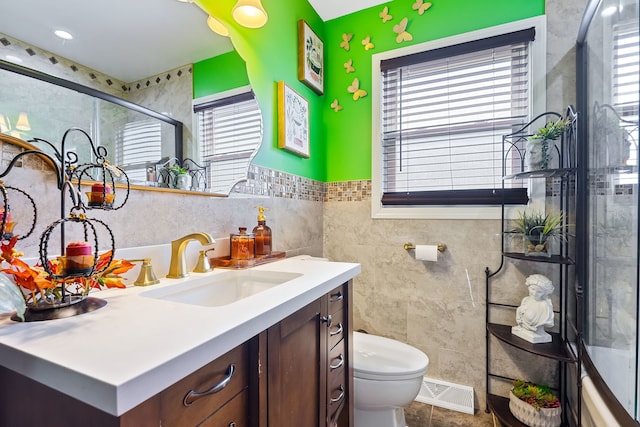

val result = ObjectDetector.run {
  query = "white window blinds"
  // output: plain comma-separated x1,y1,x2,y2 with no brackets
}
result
612,20,639,171
195,91,262,194
116,120,162,183
380,28,534,205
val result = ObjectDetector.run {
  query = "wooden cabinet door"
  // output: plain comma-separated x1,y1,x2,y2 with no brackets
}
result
267,298,326,427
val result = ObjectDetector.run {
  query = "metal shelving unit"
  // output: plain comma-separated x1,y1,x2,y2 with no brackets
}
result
485,107,581,426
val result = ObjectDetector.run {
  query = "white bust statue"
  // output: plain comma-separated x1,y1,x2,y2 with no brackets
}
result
511,274,554,343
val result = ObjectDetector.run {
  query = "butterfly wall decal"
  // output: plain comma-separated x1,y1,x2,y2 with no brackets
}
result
348,78,368,101
379,6,393,23
331,99,343,112
393,17,413,43
412,0,432,15
340,33,353,51
362,35,375,51
344,59,355,74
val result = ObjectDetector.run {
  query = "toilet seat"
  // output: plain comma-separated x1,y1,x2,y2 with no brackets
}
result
353,332,429,381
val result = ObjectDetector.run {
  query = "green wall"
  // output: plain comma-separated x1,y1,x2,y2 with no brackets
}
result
196,0,327,181
193,50,250,98
195,0,544,183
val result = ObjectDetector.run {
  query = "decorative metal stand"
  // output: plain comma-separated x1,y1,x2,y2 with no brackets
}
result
155,157,207,191
0,127,129,321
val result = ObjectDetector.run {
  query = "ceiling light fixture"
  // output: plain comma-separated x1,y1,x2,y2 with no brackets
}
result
232,0,268,28
207,15,230,37
54,29,74,40
15,112,31,131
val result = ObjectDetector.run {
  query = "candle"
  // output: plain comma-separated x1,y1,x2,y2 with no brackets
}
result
65,241,95,275
91,182,113,194
88,183,114,206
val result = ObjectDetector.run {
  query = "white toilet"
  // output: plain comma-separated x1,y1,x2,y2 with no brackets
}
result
353,331,429,427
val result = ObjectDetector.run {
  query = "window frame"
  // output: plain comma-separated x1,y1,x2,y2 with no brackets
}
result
192,85,261,195
371,16,547,220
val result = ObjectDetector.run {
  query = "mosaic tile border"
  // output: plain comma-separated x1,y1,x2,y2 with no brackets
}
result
589,170,637,196
233,164,371,202
0,141,51,172
0,33,127,95
0,33,192,94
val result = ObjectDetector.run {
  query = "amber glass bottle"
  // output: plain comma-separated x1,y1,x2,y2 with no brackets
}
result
230,227,255,260
252,206,272,256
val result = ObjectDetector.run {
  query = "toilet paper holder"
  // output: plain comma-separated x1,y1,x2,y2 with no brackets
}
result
403,242,447,253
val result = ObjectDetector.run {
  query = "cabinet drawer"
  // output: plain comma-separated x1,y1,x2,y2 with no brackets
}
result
328,284,345,315
327,308,344,350
160,343,249,426
199,388,249,427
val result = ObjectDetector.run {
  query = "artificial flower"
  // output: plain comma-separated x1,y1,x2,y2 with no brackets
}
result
0,236,134,306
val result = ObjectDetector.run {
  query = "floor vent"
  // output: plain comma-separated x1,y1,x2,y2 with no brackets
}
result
415,377,474,415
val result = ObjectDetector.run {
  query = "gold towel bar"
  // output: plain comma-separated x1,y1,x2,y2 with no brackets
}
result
403,242,447,253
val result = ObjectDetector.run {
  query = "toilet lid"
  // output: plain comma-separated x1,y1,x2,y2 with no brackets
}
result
353,332,429,381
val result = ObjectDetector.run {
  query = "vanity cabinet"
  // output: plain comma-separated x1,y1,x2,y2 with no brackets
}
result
267,282,353,427
0,280,354,427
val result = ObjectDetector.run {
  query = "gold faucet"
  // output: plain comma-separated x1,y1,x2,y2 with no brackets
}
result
126,258,160,286
167,232,215,279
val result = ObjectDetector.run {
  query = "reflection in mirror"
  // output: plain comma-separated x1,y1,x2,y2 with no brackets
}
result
0,60,182,188
194,87,262,194
0,32,263,195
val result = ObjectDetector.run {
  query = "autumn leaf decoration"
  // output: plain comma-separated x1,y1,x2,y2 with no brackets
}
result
0,235,134,305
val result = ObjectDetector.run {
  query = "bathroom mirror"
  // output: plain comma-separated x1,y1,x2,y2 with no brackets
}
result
0,0,263,196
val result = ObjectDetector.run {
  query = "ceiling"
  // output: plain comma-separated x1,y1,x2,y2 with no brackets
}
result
0,0,386,83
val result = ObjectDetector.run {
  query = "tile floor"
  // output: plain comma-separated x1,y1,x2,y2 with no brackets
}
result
405,401,498,426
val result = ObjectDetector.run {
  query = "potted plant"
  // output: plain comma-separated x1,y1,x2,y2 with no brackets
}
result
512,210,566,257
170,165,191,190
526,118,570,171
509,379,561,427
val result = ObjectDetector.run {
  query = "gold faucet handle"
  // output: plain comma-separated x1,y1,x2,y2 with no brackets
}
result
193,249,214,273
127,258,160,286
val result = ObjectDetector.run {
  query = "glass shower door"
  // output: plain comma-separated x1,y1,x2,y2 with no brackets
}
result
582,0,640,419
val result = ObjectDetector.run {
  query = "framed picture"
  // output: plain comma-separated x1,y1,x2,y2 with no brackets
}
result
278,81,310,158
298,19,324,95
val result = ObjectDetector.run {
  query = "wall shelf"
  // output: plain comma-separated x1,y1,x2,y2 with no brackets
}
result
487,323,575,362
487,394,528,427
503,252,575,265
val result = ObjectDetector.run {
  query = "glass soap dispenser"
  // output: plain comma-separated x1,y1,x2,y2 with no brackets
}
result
253,206,272,256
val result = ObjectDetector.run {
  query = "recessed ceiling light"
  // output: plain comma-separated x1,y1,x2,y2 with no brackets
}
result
54,29,73,40
5,55,22,63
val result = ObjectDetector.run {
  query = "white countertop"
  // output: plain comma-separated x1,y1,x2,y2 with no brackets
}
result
0,256,360,416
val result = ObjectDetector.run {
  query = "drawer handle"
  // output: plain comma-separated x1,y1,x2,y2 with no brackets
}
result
183,364,236,407
330,354,344,370
321,314,333,327
329,291,343,303
330,322,343,337
330,385,345,404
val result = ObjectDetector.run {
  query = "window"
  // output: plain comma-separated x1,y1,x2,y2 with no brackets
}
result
613,20,639,168
116,120,162,184
372,17,546,219
194,87,262,194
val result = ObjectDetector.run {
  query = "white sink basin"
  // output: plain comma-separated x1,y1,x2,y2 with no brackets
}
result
139,270,302,307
